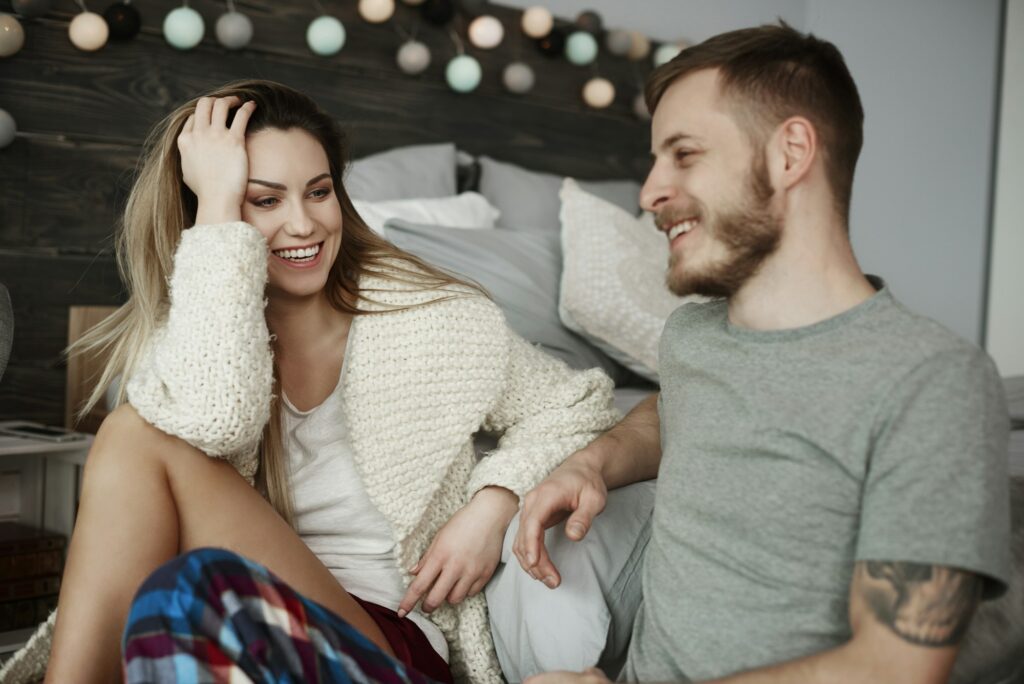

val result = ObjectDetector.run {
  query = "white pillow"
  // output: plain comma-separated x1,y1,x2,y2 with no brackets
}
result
558,178,705,382
353,192,500,235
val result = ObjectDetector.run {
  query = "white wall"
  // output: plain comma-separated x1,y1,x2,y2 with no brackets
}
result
805,0,1002,344
987,0,1024,377
498,0,1005,346
498,0,808,42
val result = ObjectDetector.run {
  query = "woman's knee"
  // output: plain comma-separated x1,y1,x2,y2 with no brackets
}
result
86,404,202,480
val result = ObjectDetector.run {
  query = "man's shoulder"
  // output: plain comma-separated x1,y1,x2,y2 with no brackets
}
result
665,297,726,330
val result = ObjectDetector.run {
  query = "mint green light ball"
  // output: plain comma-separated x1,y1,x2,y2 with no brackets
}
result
445,55,481,93
565,30,597,66
307,15,345,56
163,6,204,50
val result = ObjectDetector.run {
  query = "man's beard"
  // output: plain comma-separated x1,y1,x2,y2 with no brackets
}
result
666,156,782,299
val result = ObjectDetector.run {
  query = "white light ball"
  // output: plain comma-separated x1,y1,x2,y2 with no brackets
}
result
0,14,25,58
626,31,649,61
163,6,204,50
632,92,650,120
468,15,503,49
215,11,253,50
69,11,108,51
653,42,685,67
306,15,345,56
445,54,482,93
358,0,395,24
502,61,534,94
0,108,16,148
521,6,552,39
582,77,615,109
396,39,430,74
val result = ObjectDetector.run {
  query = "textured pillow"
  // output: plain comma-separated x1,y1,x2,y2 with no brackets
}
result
559,178,706,382
478,155,640,230
353,193,500,235
344,143,457,202
384,219,628,383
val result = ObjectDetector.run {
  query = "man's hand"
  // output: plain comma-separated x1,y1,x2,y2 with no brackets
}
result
525,667,611,684
512,455,607,588
398,487,517,617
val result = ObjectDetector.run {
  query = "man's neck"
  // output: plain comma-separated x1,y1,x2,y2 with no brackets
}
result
727,214,876,332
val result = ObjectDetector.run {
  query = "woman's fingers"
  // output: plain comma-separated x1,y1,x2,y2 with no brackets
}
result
446,575,475,606
230,100,257,137
193,96,213,128
397,560,440,618
422,569,459,614
210,95,241,129
181,113,195,135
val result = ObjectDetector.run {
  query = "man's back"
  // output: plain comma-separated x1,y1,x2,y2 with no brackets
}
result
625,279,1010,681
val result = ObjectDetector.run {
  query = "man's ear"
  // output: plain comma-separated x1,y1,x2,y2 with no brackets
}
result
768,116,817,191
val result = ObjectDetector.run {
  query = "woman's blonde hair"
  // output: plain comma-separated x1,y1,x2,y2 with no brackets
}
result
70,80,480,524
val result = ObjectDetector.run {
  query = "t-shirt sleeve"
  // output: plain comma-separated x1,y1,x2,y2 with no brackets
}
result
855,348,1011,598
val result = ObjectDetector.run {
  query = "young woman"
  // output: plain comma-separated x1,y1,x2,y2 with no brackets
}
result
0,80,616,684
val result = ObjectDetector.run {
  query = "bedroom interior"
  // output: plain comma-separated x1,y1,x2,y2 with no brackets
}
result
0,0,1022,681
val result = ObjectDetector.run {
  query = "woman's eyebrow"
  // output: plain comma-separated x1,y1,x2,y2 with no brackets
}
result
247,173,331,190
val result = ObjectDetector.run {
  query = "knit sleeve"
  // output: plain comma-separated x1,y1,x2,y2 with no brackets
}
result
126,222,273,479
468,329,619,501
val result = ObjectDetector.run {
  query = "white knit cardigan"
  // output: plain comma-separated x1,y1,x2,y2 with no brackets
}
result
1,223,618,684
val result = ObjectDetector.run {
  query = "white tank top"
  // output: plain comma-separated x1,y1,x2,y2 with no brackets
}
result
281,362,449,662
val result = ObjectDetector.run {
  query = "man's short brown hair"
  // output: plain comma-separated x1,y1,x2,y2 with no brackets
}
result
646,22,864,221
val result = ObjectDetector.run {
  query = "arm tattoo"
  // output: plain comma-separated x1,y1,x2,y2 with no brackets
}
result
858,561,983,647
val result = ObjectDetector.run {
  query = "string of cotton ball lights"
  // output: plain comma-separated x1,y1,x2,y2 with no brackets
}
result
0,0,688,118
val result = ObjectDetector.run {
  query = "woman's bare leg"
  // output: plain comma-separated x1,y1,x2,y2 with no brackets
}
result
46,404,392,683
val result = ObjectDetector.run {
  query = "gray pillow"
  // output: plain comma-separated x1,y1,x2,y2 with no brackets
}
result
383,219,628,383
344,143,458,202
478,155,641,230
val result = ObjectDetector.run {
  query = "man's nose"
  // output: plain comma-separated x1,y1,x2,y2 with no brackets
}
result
640,163,676,214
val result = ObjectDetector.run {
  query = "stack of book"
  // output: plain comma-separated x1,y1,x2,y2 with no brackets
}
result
0,523,64,632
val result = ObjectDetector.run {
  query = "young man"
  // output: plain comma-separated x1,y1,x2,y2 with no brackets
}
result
514,23,1011,684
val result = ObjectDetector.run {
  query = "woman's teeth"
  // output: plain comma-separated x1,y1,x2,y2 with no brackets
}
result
668,219,698,241
273,244,321,261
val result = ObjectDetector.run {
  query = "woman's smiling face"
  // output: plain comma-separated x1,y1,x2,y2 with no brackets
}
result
241,127,343,300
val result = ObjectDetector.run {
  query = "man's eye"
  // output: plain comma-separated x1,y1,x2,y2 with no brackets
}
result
674,149,693,163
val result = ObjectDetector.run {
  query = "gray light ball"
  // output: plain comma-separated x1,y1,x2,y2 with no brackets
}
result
11,0,50,19
0,108,16,148
215,11,253,50
396,40,430,75
605,29,631,57
502,61,534,94
632,92,650,120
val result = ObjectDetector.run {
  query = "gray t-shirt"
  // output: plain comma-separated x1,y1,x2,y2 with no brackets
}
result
624,280,1011,682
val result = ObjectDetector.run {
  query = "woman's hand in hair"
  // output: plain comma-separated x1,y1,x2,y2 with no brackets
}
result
397,486,519,618
178,95,257,225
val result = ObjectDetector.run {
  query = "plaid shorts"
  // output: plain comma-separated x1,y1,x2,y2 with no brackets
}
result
122,548,439,684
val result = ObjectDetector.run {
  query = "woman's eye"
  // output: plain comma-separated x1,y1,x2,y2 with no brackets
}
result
674,149,693,163
309,187,331,199
254,197,279,208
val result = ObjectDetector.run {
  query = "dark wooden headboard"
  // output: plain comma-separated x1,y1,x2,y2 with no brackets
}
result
0,0,655,424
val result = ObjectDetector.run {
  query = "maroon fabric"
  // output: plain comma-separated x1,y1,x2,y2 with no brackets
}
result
352,595,454,684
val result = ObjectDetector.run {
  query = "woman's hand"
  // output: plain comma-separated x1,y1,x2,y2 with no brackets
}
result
397,486,519,617
177,95,256,225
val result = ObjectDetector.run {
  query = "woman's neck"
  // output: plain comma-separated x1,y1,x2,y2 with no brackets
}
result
266,291,351,363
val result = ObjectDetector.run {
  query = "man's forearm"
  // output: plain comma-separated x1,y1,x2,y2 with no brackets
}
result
574,393,661,489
